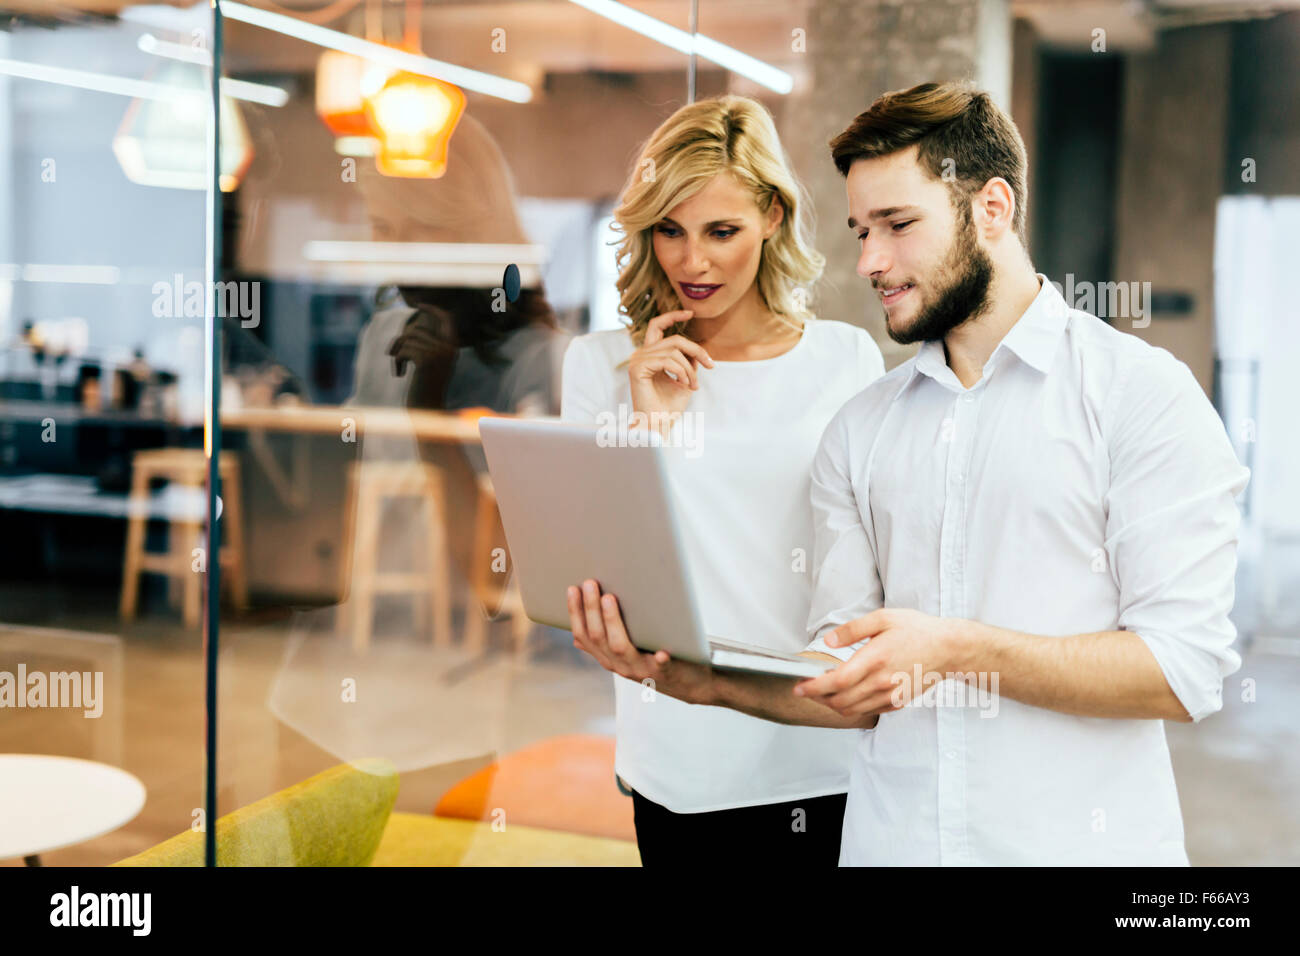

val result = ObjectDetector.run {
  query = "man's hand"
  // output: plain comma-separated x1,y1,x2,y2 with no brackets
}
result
567,579,716,706
794,608,966,720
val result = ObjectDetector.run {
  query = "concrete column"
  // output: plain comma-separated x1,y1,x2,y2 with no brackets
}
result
781,0,1011,368
1112,25,1231,394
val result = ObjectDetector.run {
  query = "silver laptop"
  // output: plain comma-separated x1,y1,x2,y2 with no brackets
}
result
479,417,832,679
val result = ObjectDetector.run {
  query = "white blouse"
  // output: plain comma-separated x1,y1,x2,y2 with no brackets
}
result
561,317,886,812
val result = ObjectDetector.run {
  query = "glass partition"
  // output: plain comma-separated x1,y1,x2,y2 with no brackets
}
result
210,0,699,861
0,1,216,866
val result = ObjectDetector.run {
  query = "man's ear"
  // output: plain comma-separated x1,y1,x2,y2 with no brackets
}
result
976,177,1016,237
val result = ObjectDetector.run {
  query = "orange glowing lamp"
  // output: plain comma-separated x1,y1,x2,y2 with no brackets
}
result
316,50,393,138
364,71,466,178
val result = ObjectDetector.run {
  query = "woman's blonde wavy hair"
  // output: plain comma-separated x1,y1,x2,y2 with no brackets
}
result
611,95,825,348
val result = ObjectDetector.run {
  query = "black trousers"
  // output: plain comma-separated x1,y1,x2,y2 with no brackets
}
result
630,789,847,866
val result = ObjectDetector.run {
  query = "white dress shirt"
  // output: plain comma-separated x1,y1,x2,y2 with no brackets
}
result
804,275,1249,865
562,318,885,812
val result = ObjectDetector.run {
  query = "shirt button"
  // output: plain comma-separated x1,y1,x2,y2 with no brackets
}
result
955,473,964,483
946,750,957,759
963,395,974,404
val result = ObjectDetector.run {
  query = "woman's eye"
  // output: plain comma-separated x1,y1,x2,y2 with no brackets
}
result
713,229,737,240
655,225,679,236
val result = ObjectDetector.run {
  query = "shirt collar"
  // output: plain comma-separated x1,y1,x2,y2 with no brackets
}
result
996,274,1069,373
905,273,1068,393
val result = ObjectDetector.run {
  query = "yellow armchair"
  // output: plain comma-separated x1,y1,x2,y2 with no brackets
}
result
114,758,640,867
115,758,399,867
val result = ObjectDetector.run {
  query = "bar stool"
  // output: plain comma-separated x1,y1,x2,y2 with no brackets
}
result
464,471,534,655
119,447,248,629
343,460,452,653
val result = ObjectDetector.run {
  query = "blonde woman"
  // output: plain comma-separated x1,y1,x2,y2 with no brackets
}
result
560,95,885,865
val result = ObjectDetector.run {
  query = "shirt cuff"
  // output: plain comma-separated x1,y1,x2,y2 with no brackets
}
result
1128,626,1240,723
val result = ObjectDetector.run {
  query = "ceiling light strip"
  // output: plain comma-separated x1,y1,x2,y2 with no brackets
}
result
220,1,533,103
567,0,794,94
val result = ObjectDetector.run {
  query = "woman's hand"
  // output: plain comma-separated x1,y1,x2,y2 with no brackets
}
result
388,305,458,375
626,311,714,430
567,578,716,706
389,305,458,409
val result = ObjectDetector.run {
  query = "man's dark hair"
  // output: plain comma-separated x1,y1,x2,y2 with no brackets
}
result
829,81,1029,245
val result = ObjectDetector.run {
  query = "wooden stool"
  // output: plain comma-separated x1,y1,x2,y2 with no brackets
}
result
119,448,248,629
464,471,533,656
344,460,452,653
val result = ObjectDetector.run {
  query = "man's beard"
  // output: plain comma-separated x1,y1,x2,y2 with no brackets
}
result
885,208,994,346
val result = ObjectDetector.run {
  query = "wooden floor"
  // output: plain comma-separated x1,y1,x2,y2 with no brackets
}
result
0,582,614,867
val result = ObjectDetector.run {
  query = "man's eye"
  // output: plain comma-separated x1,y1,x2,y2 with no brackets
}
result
893,220,915,230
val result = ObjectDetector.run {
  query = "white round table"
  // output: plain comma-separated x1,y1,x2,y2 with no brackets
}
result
0,754,146,865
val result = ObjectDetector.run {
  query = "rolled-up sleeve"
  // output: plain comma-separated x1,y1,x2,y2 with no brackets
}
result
1103,351,1250,722
803,410,884,662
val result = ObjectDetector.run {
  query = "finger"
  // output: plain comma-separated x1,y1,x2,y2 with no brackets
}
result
795,651,876,698
566,585,588,643
596,593,660,682
599,594,632,653
825,609,891,648
661,357,695,391
666,352,698,389
644,311,693,347
665,335,714,368
821,677,889,713
847,688,908,718
568,585,615,669
814,662,912,714
582,579,608,648
643,313,678,347
795,665,846,698
634,353,691,389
